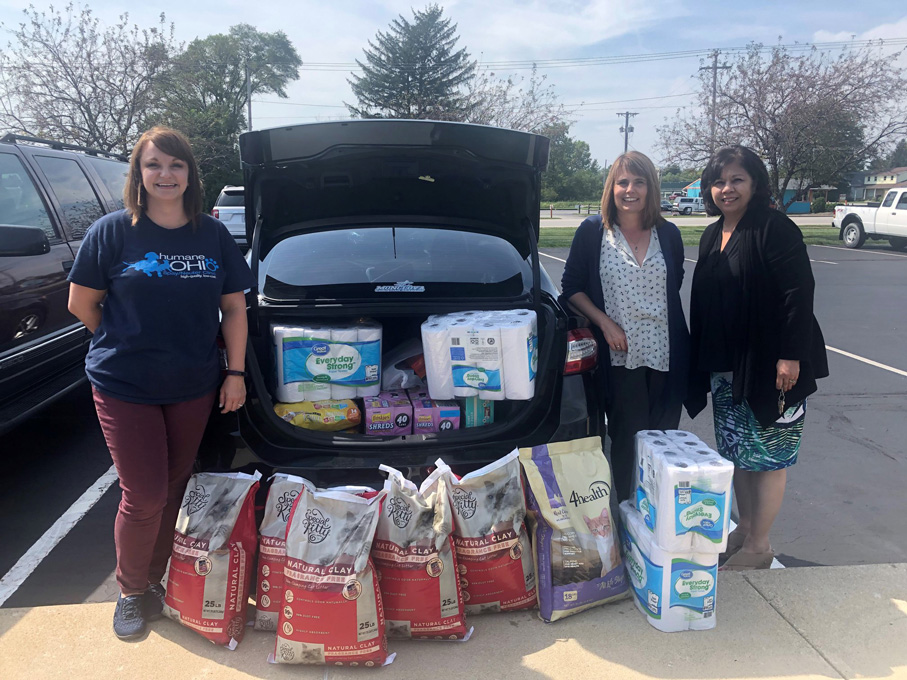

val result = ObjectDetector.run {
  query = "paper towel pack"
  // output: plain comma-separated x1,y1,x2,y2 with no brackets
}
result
633,430,734,553
271,320,382,403
420,310,537,401
619,501,718,633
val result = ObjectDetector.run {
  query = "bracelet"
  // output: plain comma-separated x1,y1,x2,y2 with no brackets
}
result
224,369,246,377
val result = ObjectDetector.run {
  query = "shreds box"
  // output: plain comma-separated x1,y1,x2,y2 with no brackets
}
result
363,391,413,435
407,389,460,434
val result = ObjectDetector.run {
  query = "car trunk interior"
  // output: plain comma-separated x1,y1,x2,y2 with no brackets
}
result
244,302,561,450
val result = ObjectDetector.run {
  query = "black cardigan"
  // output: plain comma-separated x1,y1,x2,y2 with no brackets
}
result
560,215,690,412
686,206,829,426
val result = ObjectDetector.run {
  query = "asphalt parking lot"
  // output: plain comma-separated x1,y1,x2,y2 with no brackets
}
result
1,240,905,609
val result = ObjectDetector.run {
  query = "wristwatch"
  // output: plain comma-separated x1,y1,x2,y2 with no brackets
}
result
224,369,246,377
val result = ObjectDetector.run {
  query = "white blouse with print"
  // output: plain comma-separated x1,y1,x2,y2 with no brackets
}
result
598,225,670,371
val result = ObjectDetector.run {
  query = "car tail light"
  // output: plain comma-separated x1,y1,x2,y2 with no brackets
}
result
564,328,598,375
212,208,220,218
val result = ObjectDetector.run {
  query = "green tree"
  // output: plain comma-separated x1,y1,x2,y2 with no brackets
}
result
541,123,603,202
660,165,701,184
869,138,907,170
0,3,176,154
347,5,475,119
154,24,301,207
657,42,907,209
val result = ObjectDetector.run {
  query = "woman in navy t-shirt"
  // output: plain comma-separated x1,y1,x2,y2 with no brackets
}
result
68,127,255,640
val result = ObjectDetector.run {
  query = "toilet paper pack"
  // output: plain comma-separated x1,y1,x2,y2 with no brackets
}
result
619,502,718,633
420,310,537,401
272,320,382,402
634,431,734,553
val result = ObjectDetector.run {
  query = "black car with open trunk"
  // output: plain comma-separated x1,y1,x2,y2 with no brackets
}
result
202,120,602,485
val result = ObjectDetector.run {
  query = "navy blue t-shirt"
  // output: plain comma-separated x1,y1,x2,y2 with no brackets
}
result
69,210,255,404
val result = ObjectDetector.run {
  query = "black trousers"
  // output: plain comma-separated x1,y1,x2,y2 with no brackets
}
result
606,366,682,503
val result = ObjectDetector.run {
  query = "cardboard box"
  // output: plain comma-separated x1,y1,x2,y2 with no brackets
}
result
407,389,460,433
462,396,494,428
363,391,413,435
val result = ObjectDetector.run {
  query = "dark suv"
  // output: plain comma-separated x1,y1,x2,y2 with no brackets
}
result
203,120,602,484
0,134,128,433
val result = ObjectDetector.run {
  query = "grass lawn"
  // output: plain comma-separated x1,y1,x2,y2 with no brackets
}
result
539,225,842,249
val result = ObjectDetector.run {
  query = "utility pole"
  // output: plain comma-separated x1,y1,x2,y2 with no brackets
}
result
617,112,638,154
700,51,730,154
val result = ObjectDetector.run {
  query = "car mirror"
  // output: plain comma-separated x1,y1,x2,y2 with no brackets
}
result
0,224,51,256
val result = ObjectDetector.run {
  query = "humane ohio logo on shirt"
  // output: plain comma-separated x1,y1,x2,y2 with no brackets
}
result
122,251,221,279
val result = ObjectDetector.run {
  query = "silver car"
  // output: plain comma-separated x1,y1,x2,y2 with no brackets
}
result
212,185,246,249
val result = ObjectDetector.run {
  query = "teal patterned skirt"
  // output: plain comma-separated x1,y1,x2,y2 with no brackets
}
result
710,372,805,471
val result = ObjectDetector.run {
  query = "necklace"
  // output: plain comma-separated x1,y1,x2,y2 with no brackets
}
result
620,227,649,254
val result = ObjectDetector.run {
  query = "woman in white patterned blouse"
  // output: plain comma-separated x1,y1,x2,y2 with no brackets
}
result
561,151,690,501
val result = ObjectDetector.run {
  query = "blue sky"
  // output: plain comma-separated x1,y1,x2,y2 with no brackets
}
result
1,1,905,167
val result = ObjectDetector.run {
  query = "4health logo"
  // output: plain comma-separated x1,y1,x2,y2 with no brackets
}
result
123,252,219,278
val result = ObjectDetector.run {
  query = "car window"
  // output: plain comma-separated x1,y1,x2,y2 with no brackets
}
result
261,227,531,301
34,155,105,239
216,191,244,207
0,152,57,240
85,156,128,210
896,193,907,210
882,192,896,208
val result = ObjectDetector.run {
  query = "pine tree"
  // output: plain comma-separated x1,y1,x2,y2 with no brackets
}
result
347,5,475,120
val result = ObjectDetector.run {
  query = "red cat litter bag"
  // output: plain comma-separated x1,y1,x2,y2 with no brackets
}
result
253,473,314,631
441,451,537,614
372,464,470,640
272,486,394,667
163,471,261,648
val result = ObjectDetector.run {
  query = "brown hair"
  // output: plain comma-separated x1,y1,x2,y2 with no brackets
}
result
600,151,665,230
701,144,772,217
124,126,203,226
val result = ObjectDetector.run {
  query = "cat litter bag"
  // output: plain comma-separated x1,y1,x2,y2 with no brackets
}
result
253,473,315,631
441,451,537,614
272,486,393,667
372,464,469,640
519,437,629,622
163,471,261,648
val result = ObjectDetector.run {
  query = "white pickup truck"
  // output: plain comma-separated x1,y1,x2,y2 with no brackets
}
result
833,188,907,250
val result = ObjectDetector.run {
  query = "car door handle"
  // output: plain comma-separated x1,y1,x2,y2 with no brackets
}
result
62,260,74,272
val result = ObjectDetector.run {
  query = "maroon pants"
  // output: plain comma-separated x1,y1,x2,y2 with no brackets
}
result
92,387,215,594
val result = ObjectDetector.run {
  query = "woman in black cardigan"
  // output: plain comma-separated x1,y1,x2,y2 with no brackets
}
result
562,151,689,502
687,145,828,571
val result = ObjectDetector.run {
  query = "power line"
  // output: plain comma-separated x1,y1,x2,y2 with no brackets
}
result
297,38,907,72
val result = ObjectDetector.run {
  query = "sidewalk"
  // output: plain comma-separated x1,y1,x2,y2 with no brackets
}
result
1,564,904,679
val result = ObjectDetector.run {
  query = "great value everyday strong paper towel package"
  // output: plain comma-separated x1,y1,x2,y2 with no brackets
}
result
272,320,382,403
619,501,718,633
633,430,734,553
420,310,537,401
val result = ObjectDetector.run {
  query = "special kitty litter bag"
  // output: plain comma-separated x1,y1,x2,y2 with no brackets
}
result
163,471,261,648
372,464,469,639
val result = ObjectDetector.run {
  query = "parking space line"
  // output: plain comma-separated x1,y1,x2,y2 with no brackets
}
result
0,464,118,606
826,345,907,378
540,252,566,263
810,259,838,265
814,244,907,259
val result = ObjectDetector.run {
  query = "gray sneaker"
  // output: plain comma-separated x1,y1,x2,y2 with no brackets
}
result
144,583,165,621
113,594,146,640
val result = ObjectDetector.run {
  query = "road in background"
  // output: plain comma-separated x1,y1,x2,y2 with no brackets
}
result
540,210,835,228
